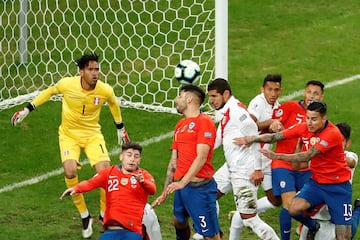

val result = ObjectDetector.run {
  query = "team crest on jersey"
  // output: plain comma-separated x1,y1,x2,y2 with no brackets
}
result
189,122,195,130
93,97,100,105
121,178,128,185
310,137,320,145
280,181,286,189
130,175,138,188
275,109,283,117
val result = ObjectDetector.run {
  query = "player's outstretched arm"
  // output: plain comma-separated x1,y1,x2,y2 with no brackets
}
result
151,150,177,208
59,188,76,200
11,103,35,126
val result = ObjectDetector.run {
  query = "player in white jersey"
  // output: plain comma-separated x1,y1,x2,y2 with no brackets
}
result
207,78,279,240
299,122,358,240
229,74,283,239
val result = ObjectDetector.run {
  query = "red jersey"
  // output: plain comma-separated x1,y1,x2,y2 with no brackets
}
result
282,121,351,184
272,100,308,170
172,113,216,180
74,165,156,234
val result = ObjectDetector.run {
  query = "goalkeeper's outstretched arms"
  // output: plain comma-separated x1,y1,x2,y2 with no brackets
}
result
11,103,35,126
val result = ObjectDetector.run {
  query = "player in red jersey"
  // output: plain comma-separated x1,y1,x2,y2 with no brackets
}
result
152,84,221,240
234,101,352,240
60,142,156,240
268,80,325,239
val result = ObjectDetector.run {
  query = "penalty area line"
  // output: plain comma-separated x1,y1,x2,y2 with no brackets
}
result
278,74,360,102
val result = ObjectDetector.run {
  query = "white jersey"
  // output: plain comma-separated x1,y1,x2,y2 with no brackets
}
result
215,96,261,176
247,93,280,172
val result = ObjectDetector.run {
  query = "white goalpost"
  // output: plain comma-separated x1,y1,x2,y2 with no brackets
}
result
0,0,228,113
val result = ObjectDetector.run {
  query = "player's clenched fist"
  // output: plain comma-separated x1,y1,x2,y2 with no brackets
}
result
11,103,35,126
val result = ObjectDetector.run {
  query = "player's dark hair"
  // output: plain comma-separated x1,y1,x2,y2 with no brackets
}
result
180,84,205,105
336,122,351,140
122,142,142,153
207,78,232,95
75,53,99,69
306,80,324,92
263,74,282,87
307,101,327,116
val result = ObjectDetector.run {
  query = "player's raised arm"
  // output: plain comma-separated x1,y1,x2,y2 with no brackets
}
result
233,132,285,147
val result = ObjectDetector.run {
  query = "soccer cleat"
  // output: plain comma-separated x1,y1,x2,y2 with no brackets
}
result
82,215,93,239
192,232,204,239
306,221,320,240
354,199,360,208
192,230,223,239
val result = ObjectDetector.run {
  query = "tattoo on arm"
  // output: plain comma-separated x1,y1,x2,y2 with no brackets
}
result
164,157,176,186
281,146,321,162
254,132,284,143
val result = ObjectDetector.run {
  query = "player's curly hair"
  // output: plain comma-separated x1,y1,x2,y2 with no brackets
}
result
75,52,99,69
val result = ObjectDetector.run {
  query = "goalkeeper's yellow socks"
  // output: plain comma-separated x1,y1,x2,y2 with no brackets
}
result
65,176,88,217
99,187,106,218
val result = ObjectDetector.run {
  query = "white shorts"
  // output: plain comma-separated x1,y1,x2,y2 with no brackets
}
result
214,163,258,214
214,163,232,194
261,170,273,192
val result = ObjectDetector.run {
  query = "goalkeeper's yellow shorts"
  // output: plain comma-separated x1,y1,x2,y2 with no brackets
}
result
59,131,110,168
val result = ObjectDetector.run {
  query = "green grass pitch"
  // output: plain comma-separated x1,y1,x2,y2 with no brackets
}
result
1,0,360,239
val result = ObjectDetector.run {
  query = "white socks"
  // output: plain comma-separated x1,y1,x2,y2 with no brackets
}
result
257,196,276,214
229,211,243,240
243,214,280,240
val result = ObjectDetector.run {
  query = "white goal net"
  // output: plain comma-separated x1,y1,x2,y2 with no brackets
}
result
1,0,215,112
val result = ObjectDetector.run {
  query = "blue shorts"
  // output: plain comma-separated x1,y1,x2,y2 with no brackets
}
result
99,229,142,240
296,178,353,225
272,168,311,196
173,178,220,237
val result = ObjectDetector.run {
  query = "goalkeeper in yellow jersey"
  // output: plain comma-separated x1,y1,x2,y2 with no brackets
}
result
11,53,129,239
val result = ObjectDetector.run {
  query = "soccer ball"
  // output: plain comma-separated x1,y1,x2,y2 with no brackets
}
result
174,59,201,85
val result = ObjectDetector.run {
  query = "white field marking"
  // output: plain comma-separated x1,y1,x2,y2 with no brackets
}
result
1,74,360,194
278,74,360,102
0,131,173,194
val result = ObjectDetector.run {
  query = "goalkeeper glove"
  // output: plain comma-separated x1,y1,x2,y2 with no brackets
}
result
11,103,35,126
115,122,130,145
